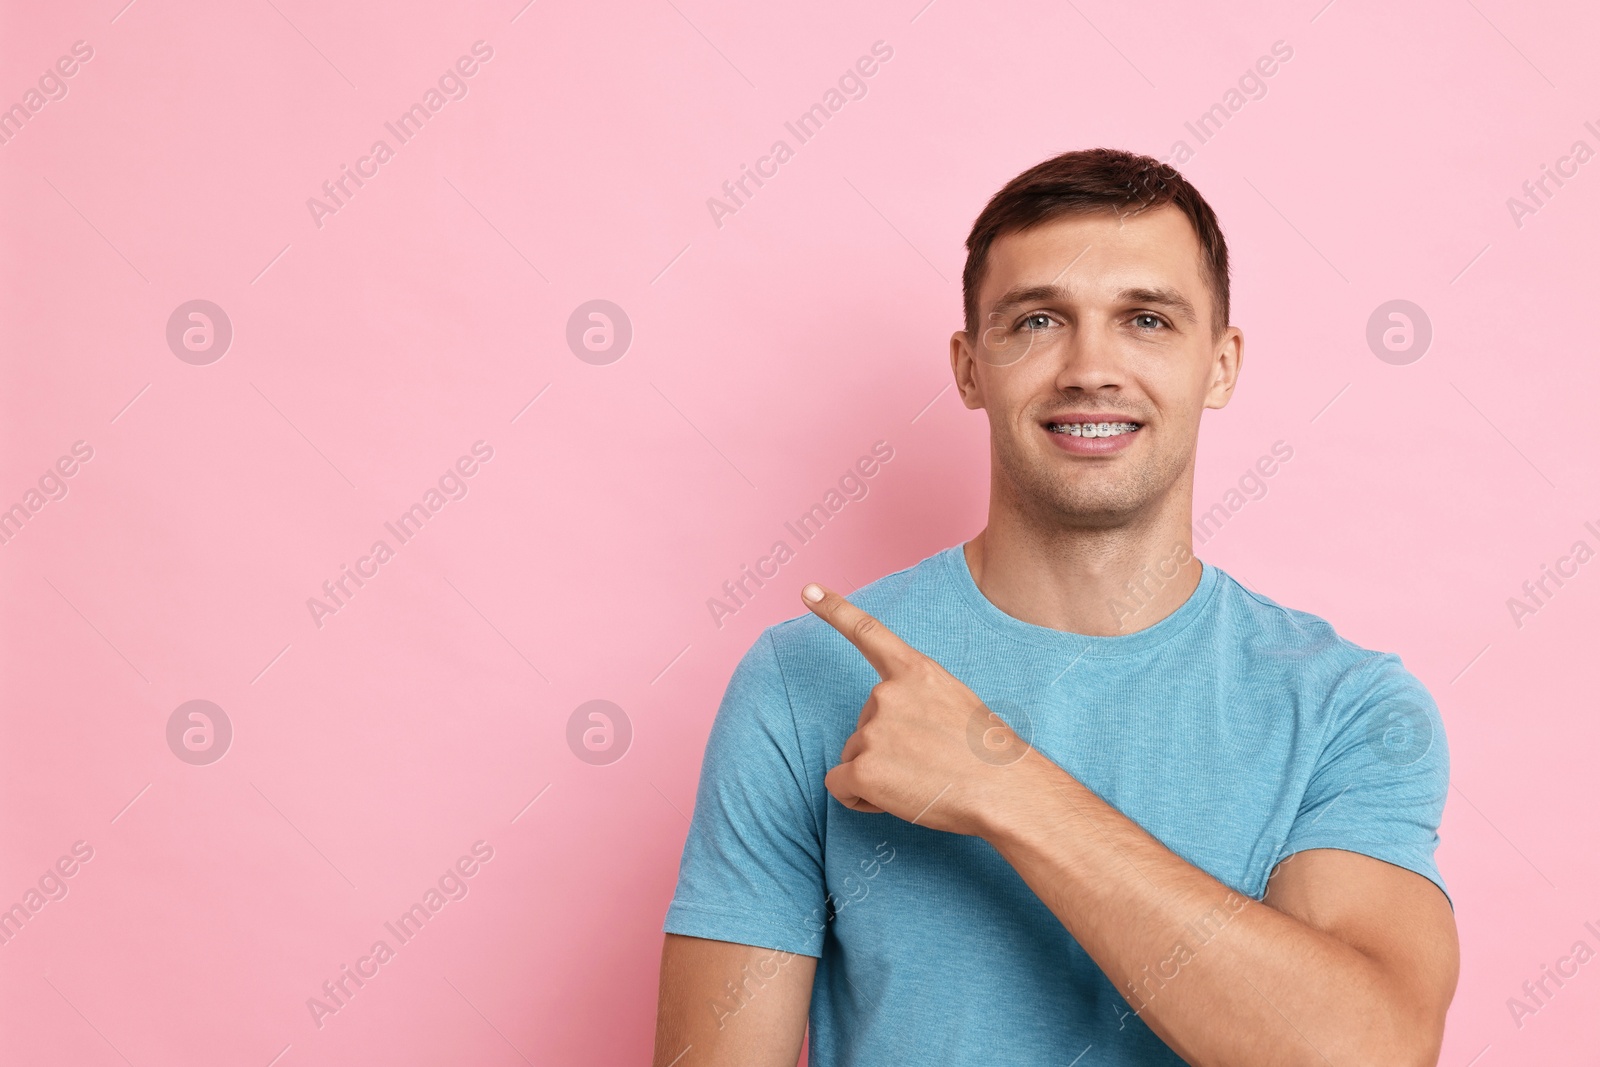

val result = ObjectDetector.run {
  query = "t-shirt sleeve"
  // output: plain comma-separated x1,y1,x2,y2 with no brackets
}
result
662,627,829,957
1274,651,1452,908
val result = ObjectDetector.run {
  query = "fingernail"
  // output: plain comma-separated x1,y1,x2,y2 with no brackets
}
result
803,583,825,602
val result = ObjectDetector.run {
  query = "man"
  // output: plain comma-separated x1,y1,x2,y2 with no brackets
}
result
652,148,1457,1066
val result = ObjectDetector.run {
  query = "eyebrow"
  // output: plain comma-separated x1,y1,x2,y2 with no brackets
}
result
988,283,1200,326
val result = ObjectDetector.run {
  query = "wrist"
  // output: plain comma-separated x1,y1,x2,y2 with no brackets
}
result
977,745,1076,848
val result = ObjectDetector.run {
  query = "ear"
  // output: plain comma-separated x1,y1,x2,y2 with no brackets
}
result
1203,326,1243,410
950,330,985,410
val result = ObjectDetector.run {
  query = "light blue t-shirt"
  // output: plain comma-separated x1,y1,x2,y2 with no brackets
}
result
663,543,1449,1065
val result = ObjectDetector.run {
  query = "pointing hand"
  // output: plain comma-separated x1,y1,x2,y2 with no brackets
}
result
801,581,1036,837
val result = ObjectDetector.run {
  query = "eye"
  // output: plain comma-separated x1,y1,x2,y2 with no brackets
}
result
1019,312,1056,331
1131,312,1169,331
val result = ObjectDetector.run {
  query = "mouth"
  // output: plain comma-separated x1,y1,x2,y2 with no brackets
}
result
1040,415,1144,455
1043,420,1142,438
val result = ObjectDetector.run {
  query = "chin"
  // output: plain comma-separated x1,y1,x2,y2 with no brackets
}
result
1049,492,1150,526
997,436,1170,522
1034,464,1166,523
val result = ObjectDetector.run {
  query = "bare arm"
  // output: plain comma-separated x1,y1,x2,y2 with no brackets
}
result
652,933,818,1067
985,751,1459,1067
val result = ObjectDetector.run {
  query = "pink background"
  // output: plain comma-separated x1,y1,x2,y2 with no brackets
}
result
3,0,1597,1062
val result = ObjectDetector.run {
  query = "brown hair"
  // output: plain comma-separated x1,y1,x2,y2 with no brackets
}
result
961,148,1230,341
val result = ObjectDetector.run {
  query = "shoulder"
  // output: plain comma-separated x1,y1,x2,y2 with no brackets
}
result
1205,565,1444,762
1204,565,1417,686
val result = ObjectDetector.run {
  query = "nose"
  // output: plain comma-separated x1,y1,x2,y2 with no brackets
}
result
1051,322,1125,393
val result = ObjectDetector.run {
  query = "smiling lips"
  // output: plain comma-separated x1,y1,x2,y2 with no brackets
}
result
1041,416,1143,455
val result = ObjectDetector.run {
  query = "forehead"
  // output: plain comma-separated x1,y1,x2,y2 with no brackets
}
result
978,203,1208,311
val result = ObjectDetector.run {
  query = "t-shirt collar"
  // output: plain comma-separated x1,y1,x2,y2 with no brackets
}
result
940,541,1219,656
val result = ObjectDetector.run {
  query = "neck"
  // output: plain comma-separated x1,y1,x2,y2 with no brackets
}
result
964,491,1201,638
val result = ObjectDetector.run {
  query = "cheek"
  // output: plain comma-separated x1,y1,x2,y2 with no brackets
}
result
975,368,1050,433
1015,354,1078,399
1134,352,1212,412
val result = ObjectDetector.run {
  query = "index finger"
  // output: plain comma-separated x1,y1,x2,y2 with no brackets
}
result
801,581,921,679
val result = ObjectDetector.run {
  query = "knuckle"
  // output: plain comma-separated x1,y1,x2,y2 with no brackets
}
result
897,652,934,682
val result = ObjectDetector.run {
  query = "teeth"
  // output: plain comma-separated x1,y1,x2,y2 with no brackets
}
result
1048,421,1140,437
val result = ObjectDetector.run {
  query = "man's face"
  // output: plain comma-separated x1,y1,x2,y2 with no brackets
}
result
950,203,1242,528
